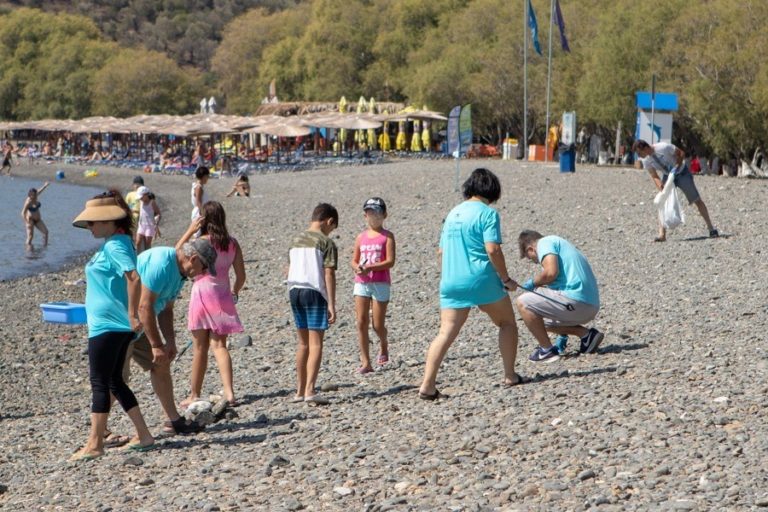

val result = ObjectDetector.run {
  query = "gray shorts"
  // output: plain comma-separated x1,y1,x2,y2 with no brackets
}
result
517,288,599,327
662,171,700,204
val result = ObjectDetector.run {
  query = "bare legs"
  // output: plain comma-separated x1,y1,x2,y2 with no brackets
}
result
419,296,520,396
136,235,153,254
657,198,715,241
354,296,389,370
295,328,324,399
71,406,154,460
184,329,235,406
25,220,48,247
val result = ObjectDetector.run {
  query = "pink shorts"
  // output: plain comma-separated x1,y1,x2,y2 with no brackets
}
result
137,224,156,237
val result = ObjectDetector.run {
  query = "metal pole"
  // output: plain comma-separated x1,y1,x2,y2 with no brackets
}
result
544,0,554,162
523,0,528,160
650,74,656,145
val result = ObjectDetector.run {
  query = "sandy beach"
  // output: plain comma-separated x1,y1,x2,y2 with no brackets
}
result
1,158,767,511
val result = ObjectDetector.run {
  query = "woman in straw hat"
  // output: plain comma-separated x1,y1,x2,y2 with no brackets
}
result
70,191,155,461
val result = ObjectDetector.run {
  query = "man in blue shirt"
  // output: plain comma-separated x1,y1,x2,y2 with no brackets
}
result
513,230,603,363
122,239,217,435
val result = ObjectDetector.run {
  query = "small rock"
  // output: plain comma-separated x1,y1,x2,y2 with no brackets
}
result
521,485,539,497
713,396,729,404
578,469,596,481
138,478,154,486
269,455,290,467
202,505,220,512
254,413,269,424
654,466,671,477
123,456,143,466
334,486,354,497
192,410,217,426
211,398,229,417
394,481,411,493
185,400,213,415
284,497,304,511
0,484,7,494
756,496,768,507
320,383,339,392
232,335,252,348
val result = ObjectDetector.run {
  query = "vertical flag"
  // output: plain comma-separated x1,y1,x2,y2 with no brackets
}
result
555,0,570,52
459,104,473,153
528,0,542,56
447,106,461,156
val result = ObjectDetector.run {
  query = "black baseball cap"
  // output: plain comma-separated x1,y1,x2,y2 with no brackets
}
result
363,197,387,214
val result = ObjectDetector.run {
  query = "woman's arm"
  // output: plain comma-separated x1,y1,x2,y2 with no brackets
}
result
231,240,246,296
152,199,161,224
485,242,511,283
37,182,50,195
124,269,142,332
20,198,29,220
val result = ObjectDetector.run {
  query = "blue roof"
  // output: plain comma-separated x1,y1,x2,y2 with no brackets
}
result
636,92,678,111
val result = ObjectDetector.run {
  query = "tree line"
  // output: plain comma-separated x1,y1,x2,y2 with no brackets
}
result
1,0,765,159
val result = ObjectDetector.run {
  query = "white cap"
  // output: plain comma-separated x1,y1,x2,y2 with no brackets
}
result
136,186,150,198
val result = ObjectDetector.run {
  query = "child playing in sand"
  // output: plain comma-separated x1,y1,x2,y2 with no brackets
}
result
21,182,50,247
351,197,396,373
135,186,161,253
286,203,338,405
226,175,251,197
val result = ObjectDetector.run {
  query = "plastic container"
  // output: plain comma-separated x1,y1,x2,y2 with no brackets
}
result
559,147,576,173
40,302,87,324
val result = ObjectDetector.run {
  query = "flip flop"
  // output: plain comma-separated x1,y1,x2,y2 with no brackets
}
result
122,442,155,453
503,373,528,387
653,237,666,243
418,389,445,401
69,451,104,462
104,432,131,449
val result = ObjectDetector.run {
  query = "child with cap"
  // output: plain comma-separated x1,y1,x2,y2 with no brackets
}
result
351,197,396,373
135,186,161,254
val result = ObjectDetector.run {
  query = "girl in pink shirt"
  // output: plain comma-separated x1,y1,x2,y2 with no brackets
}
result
350,197,396,374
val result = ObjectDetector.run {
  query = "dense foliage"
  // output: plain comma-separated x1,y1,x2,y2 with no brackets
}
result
1,0,766,157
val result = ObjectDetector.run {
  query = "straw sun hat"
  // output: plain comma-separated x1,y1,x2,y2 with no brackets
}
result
72,195,127,228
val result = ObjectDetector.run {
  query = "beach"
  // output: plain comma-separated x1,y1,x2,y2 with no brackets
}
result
1,159,767,510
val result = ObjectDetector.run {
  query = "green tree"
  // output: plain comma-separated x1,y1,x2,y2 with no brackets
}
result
91,48,205,116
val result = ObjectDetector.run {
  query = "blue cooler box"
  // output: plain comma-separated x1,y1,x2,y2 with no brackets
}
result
40,302,87,324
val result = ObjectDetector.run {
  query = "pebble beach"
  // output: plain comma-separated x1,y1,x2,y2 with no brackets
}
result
1,158,767,511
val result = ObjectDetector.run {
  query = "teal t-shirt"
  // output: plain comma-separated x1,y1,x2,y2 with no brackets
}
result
536,235,599,307
136,247,186,315
439,200,506,308
85,234,136,338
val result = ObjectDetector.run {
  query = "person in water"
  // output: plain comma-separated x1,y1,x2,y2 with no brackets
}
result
21,182,50,247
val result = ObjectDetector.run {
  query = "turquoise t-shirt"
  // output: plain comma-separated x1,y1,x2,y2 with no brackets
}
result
536,235,599,307
137,247,186,315
439,200,506,308
85,234,136,338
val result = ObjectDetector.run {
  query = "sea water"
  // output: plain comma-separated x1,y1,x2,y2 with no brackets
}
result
0,176,103,281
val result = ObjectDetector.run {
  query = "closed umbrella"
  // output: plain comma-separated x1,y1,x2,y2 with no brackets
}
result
355,96,367,148
367,97,377,150
411,120,422,152
338,96,347,153
379,121,391,151
396,121,406,151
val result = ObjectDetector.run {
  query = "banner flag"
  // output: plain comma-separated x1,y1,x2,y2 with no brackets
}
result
555,0,570,52
528,0,542,56
447,106,461,156
459,105,472,155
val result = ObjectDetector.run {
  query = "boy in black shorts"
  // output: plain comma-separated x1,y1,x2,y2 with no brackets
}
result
286,203,338,405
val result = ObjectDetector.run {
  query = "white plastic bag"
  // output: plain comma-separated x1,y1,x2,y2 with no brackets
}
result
654,174,685,229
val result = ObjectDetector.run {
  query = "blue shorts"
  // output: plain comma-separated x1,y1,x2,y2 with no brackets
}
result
353,282,391,302
290,287,328,331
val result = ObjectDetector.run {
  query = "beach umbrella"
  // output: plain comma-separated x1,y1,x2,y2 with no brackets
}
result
421,104,432,152
367,97,377,150
410,120,422,152
396,121,407,151
338,96,347,151
355,96,367,147
379,121,391,151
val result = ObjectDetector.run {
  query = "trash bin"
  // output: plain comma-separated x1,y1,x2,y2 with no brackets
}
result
558,143,576,173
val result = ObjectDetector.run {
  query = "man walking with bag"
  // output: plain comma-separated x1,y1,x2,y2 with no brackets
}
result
632,139,718,242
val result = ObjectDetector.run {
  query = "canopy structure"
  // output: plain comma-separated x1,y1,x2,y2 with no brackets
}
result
0,108,443,142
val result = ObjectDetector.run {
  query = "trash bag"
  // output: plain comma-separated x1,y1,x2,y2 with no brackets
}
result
654,174,685,229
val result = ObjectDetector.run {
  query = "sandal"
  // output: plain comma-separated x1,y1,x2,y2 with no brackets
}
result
103,430,131,449
503,373,528,387
356,366,374,375
376,354,389,366
121,442,156,453
418,389,445,401
653,237,666,243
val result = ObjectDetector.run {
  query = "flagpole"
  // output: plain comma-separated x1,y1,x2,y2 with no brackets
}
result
523,0,528,160
544,0,554,162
